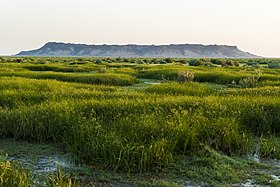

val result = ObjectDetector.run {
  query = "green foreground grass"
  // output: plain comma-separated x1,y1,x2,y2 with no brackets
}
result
1,139,280,187
0,57,280,186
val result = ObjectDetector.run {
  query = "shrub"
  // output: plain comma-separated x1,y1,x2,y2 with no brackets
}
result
95,59,102,64
160,60,167,64
165,58,173,63
177,59,188,64
210,59,225,65
222,60,239,67
177,70,195,82
189,59,204,66
239,70,261,87
239,76,259,87
268,63,280,69
137,60,145,64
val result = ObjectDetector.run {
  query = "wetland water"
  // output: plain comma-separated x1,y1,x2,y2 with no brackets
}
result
1,139,280,186
8,154,75,175
0,139,85,181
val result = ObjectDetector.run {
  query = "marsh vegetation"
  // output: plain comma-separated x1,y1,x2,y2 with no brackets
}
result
0,57,280,186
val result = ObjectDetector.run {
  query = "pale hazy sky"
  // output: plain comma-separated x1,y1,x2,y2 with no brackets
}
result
1,0,280,57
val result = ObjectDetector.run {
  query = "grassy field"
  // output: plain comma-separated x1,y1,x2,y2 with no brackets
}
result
0,57,280,186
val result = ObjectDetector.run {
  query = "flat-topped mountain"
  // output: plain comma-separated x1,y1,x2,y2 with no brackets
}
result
17,42,259,58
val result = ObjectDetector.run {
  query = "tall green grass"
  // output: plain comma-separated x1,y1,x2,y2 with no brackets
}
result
144,82,215,96
0,156,79,187
1,94,279,171
221,86,280,97
135,65,280,85
0,58,280,172
0,71,137,86
0,77,119,109
0,158,35,187
23,64,94,72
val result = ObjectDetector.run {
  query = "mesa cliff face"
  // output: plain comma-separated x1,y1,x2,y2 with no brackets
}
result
17,42,259,58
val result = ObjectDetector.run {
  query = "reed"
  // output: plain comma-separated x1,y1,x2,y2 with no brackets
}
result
0,57,280,172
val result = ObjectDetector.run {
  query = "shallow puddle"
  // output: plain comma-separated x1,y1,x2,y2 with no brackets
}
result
8,154,76,175
1,139,280,186
0,139,84,180
144,82,160,85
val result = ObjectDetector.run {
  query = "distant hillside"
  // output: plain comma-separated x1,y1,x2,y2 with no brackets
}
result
17,42,259,58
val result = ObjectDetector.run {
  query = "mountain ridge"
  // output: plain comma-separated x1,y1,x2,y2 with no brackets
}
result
17,42,260,58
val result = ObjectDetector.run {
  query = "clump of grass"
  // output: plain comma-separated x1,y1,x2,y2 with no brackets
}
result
177,70,194,82
194,71,247,84
172,146,249,185
1,94,279,171
0,57,280,173
0,156,80,187
0,156,35,187
220,86,280,97
260,136,280,159
46,169,81,187
258,80,280,87
239,75,260,88
239,99,280,136
144,82,215,96
0,71,137,86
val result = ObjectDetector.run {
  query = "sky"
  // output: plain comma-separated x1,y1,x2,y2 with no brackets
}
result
0,0,280,57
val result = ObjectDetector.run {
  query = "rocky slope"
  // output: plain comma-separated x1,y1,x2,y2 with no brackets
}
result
17,42,259,58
